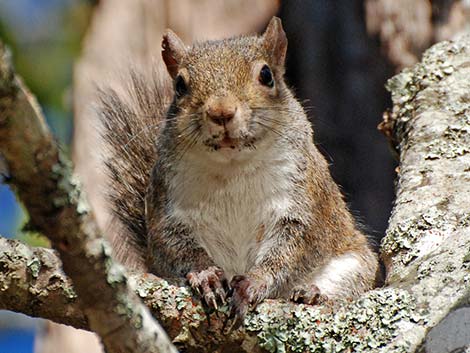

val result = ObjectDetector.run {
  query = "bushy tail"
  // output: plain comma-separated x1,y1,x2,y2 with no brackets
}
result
98,71,172,266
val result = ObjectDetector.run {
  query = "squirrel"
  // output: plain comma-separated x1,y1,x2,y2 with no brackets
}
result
99,17,381,324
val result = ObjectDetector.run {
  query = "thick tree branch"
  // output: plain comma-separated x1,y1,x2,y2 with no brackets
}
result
0,238,256,352
0,42,177,353
379,33,470,351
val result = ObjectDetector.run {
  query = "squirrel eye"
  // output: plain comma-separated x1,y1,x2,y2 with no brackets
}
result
259,65,274,88
175,75,188,98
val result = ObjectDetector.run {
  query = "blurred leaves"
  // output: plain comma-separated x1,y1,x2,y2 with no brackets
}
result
0,0,92,241
0,0,92,144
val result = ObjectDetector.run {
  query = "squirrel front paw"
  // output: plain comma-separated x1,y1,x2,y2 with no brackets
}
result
228,275,268,329
290,284,328,305
186,266,228,309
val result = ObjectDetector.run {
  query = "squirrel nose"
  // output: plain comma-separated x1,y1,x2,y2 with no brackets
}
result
206,106,236,126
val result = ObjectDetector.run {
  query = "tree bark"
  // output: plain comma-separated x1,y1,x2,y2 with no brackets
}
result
0,237,87,330
379,32,470,352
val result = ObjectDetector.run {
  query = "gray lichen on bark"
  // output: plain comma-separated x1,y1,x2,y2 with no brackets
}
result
380,33,470,351
0,238,422,352
0,237,86,328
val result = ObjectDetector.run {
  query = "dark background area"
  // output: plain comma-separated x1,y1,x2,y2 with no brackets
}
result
280,1,396,239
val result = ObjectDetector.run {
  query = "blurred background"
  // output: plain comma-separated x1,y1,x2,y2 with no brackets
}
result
0,0,91,239
1,0,467,352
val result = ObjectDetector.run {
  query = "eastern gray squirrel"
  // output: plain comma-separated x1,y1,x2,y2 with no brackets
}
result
100,17,380,324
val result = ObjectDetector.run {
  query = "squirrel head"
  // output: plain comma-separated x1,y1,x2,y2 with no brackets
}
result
161,17,291,162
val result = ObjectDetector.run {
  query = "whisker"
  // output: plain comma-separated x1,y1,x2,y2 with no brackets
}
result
253,120,309,155
172,127,198,153
255,115,292,128
252,106,334,130
251,107,306,115
109,110,203,156
174,124,201,163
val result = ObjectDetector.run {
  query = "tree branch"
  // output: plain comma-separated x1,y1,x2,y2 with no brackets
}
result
379,32,470,351
0,41,177,353
0,236,425,353
0,237,87,329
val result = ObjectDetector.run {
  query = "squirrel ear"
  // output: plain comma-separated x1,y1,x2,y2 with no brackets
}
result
262,17,288,68
162,30,187,79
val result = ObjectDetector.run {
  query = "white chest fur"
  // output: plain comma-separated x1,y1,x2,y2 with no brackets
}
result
168,145,298,279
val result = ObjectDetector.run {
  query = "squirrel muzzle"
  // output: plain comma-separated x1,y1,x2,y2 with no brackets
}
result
203,94,250,149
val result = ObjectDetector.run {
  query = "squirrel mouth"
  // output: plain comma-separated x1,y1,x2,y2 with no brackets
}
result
216,136,240,150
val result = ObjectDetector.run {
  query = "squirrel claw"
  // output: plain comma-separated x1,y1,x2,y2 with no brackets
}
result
186,266,227,309
215,287,226,304
227,275,267,329
225,311,244,333
225,297,248,333
209,295,218,310
290,284,326,305
203,290,217,309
